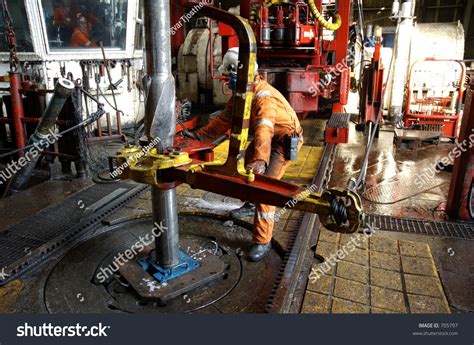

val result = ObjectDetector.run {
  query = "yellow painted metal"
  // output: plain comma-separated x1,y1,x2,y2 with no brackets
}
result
295,188,364,234
202,15,257,183
114,146,192,186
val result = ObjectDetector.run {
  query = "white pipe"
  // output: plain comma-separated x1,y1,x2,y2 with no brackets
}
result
388,1,416,122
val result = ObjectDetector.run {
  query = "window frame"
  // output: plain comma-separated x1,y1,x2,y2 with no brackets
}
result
0,0,142,63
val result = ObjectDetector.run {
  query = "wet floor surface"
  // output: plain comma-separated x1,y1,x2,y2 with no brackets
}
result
303,123,473,313
332,125,454,220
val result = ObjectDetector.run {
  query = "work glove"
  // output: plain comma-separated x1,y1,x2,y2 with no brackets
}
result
247,160,266,175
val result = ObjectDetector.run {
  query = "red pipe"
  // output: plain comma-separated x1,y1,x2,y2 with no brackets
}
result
9,72,26,156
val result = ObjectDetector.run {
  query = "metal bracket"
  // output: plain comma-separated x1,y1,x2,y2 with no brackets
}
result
138,251,200,283
114,146,192,186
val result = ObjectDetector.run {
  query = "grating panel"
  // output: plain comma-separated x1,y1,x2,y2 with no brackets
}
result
327,113,350,128
0,234,42,268
0,181,147,285
9,183,131,242
365,214,474,240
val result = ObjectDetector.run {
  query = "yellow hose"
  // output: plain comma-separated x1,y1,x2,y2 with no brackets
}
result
265,0,291,7
307,0,342,31
252,0,342,31
249,6,258,25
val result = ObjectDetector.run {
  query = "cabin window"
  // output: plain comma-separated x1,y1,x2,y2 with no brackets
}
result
42,0,128,50
0,0,34,52
134,0,144,50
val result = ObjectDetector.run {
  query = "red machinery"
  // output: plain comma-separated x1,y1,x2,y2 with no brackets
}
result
447,79,474,221
219,0,352,119
357,29,385,136
404,58,466,139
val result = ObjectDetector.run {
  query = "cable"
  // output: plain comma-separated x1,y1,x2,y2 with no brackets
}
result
348,20,401,192
330,196,349,226
98,87,125,116
356,0,365,41
0,107,106,159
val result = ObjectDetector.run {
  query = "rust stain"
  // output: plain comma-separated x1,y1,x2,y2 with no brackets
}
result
0,279,25,313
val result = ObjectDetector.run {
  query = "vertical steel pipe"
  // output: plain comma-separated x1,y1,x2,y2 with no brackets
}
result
144,0,179,268
8,78,75,194
388,1,416,122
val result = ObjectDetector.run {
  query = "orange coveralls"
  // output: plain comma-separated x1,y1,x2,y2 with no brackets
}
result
70,26,95,48
197,76,303,244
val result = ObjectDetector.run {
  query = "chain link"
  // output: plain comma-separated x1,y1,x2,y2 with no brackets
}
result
2,0,20,72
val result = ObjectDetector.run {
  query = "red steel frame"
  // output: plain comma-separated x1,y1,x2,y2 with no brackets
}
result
216,1,352,118
404,58,466,139
331,0,351,114
359,38,384,128
447,82,474,220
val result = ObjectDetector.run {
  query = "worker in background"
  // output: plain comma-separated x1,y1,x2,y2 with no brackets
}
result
186,48,304,262
70,13,96,48
53,0,70,28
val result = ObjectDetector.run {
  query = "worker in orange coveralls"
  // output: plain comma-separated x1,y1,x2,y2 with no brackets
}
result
53,0,70,27
186,48,304,262
70,13,96,48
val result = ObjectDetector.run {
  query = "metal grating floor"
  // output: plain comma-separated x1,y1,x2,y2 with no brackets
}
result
365,214,474,240
327,113,351,128
0,181,146,284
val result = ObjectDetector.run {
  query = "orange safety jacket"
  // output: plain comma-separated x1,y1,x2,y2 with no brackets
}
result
196,76,302,164
70,26,95,48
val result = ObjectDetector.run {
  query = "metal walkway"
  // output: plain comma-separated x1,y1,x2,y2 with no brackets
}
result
365,214,474,240
0,181,147,286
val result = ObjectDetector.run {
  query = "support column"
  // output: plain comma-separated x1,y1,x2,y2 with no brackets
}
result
388,1,416,122
144,0,179,268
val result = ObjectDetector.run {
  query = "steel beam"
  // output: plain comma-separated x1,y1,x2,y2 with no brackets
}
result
8,78,75,194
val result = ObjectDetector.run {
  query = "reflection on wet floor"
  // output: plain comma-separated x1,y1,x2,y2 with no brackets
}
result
331,124,453,221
